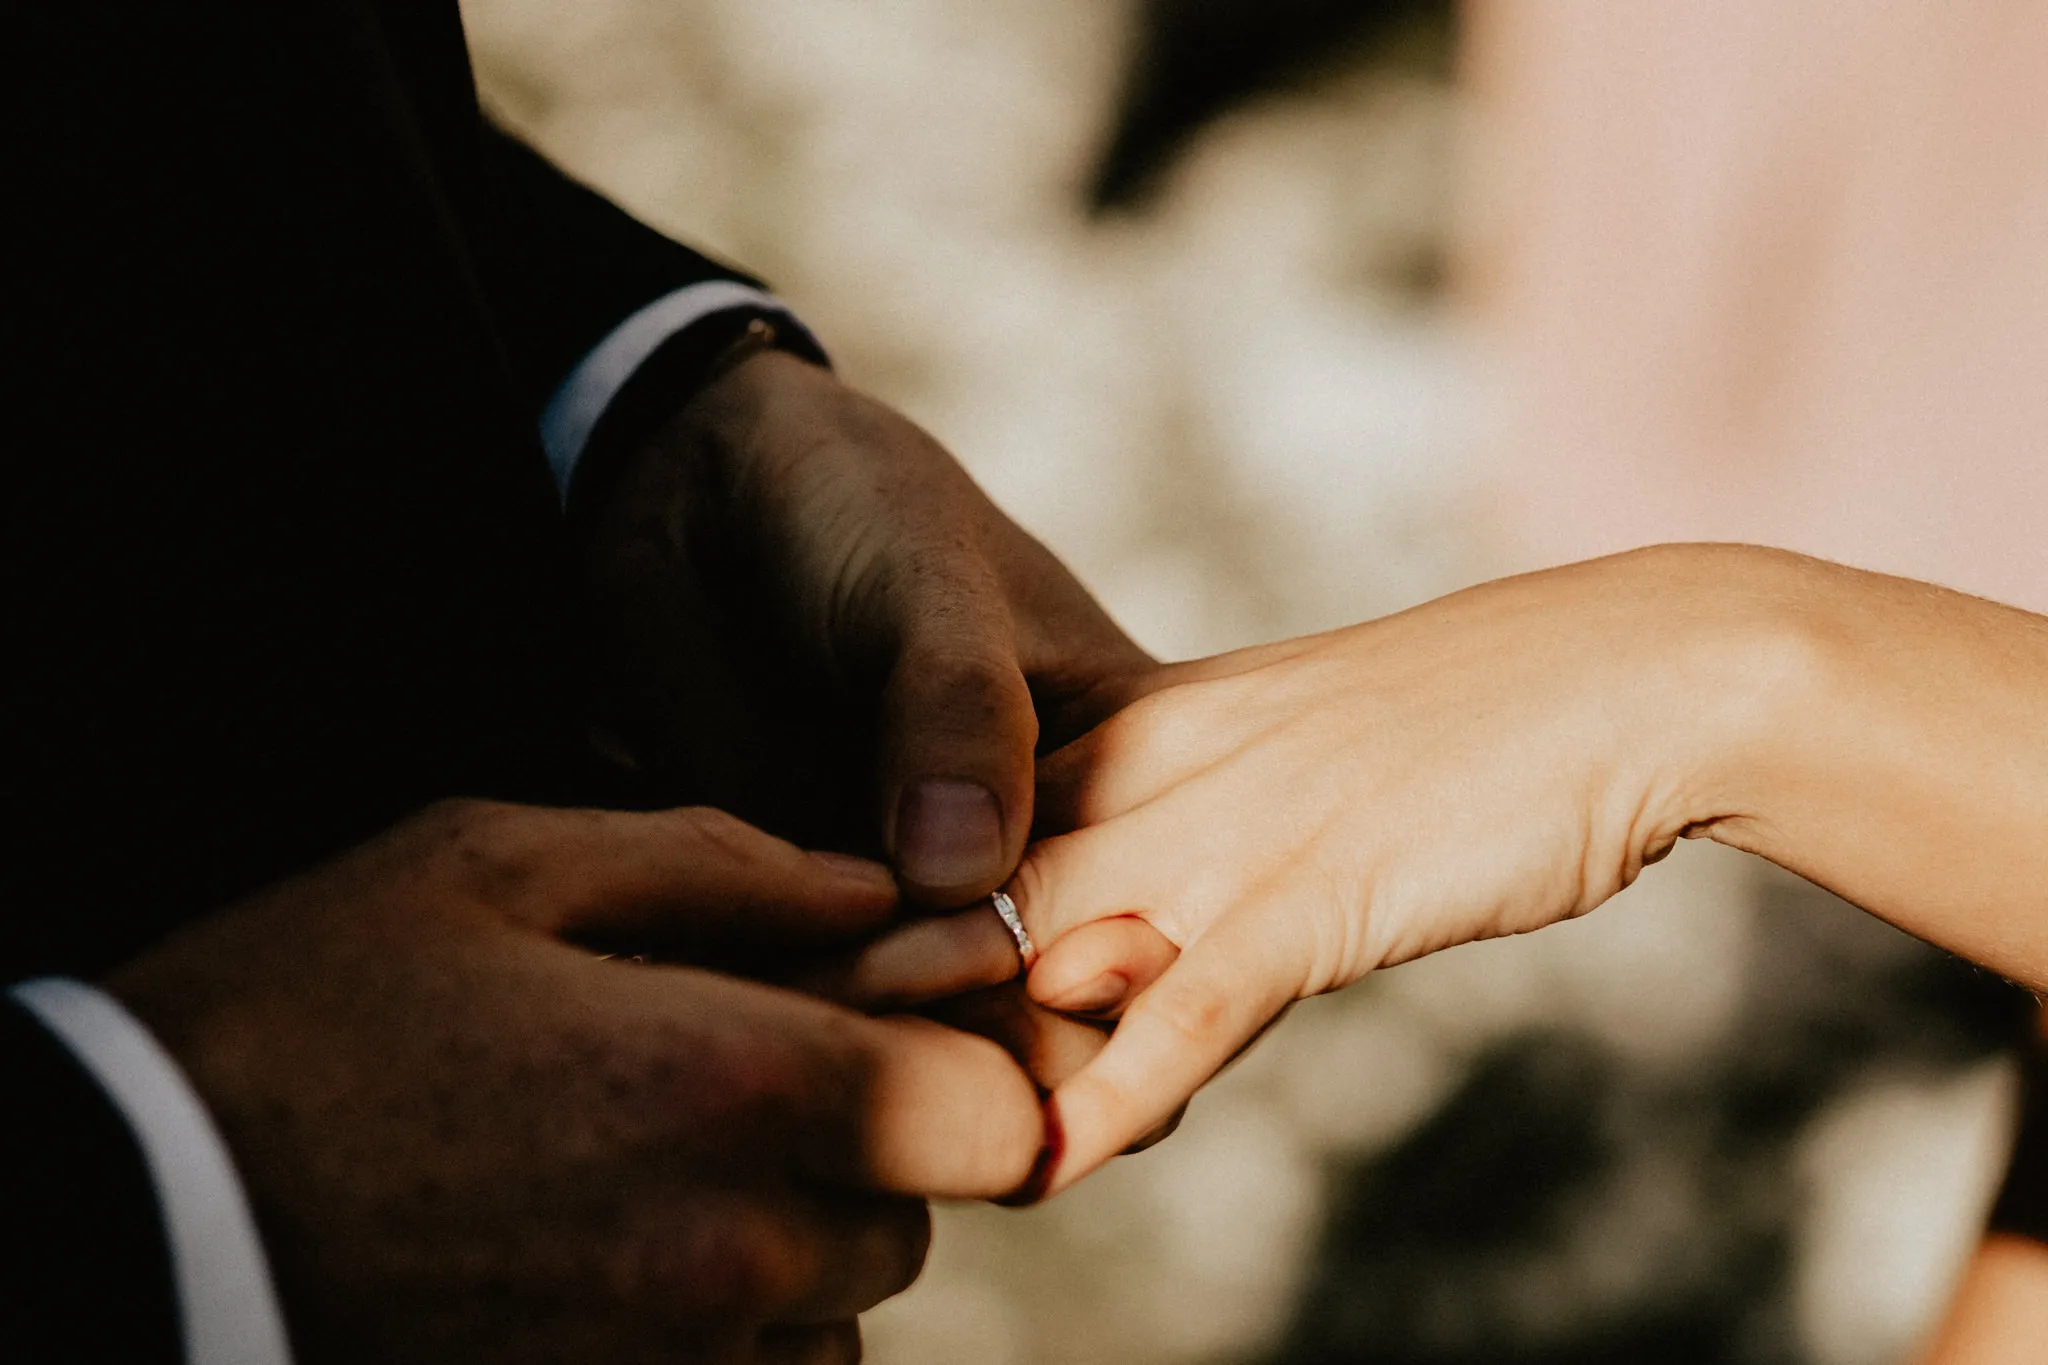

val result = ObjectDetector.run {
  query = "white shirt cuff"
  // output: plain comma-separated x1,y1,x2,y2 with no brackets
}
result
538,279,801,499
12,977,294,1365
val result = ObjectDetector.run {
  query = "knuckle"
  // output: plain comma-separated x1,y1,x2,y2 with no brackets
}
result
1102,683,1181,750
1108,671,1252,764
416,795,503,843
929,650,1021,701
1142,980,1234,1052
670,805,772,862
420,798,544,893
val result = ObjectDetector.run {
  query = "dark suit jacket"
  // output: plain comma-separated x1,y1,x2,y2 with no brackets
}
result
9,1,794,1356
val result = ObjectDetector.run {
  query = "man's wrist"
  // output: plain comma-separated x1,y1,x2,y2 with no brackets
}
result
542,282,830,505
665,347,870,494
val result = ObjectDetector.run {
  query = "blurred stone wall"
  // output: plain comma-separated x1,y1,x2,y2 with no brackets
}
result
460,4,2031,1362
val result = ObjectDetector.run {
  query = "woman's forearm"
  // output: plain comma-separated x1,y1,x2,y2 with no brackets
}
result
1676,546,2048,989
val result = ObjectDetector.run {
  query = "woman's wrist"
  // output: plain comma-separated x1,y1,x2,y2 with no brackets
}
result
1591,544,1834,864
1624,544,2048,990
1648,545,2048,984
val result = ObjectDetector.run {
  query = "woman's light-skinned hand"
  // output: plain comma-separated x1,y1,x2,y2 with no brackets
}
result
995,544,2048,1193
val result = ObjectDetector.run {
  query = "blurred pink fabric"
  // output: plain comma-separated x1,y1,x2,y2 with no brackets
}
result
1465,0,2048,611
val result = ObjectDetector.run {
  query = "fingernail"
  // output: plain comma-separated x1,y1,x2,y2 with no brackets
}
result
896,780,1004,891
809,851,899,896
1040,971,1128,1016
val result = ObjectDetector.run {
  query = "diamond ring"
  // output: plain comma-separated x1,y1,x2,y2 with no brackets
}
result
990,889,1037,970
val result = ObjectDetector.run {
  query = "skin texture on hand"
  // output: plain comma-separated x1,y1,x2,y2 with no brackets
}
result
876,544,2048,1195
572,350,1154,908
108,800,1045,1365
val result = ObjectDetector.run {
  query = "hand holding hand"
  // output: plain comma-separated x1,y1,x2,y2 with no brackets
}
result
111,800,1045,1363
793,900,1181,1158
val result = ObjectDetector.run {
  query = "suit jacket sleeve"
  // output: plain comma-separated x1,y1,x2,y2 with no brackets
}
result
3,1001,183,1364
476,124,770,428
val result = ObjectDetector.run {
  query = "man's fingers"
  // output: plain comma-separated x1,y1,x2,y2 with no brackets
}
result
1037,914,1301,1196
437,802,898,946
880,632,1039,907
920,983,1112,1092
628,1184,924,1329
572,960,1040,1201
750,1192,929,1326
1027,916,1180,1017
800,906,1022,1012
823,1013,1046,1199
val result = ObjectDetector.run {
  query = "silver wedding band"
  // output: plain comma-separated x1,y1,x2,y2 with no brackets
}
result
990,890,1037,970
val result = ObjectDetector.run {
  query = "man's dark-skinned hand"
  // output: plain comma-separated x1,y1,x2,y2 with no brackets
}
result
570,349,1166,1148
109,800,1045,1364
572,350,1155,908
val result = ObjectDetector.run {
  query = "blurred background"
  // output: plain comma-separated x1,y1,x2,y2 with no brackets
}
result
461,2,2048,1361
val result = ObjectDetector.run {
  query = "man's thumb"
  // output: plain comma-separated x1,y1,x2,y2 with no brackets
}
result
880,643,1037,907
